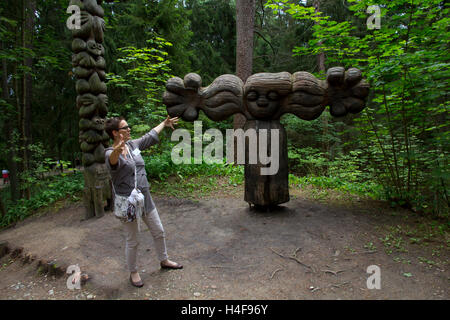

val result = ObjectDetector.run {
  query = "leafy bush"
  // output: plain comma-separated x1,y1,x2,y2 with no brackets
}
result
289,174,383,200
267,0,450,218
0,171,84,228
143,151,244,184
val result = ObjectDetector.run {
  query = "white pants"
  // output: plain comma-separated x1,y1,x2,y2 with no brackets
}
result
122,208,168,273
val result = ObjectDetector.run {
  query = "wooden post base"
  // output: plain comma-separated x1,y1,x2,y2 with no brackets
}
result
243,120,289,206
82,163,111,219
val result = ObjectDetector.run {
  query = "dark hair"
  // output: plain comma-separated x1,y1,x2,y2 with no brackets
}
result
105,116,124,140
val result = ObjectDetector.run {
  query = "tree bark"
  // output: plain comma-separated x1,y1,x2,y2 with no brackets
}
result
0,196,6,218
21,0,35,200
1,42,19,202
234,0,255,131
313,0,325,73
234,0,255,166
313,0,329,160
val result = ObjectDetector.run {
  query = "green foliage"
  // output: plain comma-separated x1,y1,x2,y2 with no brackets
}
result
289,174,383,200
269,0,450,218
104,0,193,77
185,0,236,83
107,36,173,129
0,171,84,228
1,0,448,222
143,150,244,185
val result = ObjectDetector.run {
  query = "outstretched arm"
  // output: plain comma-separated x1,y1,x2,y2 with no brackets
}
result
131,116,179,151
153,115,179,134
278,67,369,120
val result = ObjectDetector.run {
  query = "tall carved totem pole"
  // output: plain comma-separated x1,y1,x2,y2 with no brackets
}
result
163,69,369,207
70,0,113,219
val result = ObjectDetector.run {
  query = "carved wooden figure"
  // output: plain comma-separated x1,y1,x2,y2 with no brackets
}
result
163,68,369,207
70,0,113,218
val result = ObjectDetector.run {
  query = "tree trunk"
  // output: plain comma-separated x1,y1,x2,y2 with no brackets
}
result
313,0,329,162
1,42,19,203
0,196,6,219
313,0,325,73
234,0,255,166
234,0,255,132
21,0,35,200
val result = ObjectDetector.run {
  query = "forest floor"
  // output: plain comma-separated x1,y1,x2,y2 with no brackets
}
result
0,178,448,300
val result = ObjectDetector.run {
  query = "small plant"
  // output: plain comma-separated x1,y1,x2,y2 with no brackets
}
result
364,242,377,251
344,245,356,254
403,272,413,278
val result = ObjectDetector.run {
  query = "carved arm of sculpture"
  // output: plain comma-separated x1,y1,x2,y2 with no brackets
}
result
163,73,246,121
277,67,369,120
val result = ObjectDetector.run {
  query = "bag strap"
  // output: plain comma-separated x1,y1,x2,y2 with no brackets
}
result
110,145,137,197
125,143,143,232
125,144,138,190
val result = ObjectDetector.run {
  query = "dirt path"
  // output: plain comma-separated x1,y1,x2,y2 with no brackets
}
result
0,189,448,300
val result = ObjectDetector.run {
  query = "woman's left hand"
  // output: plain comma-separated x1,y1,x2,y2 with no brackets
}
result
163,115,179,130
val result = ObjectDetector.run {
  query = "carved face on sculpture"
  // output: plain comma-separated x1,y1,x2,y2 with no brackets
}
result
92,116,105,131
245,89,280,119
244,72,291,120
87,40,104,57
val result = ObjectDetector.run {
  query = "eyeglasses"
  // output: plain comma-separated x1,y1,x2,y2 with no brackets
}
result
117,125,131,131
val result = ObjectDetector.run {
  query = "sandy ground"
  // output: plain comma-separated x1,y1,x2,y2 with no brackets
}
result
0,189,448,301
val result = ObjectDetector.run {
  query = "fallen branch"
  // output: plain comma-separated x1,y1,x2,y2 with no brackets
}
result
270,268,283,279
321,269,345,276
309,282,350,293
269,247,313,271
209,265,234,269
330,282,350,288
350,250,378,255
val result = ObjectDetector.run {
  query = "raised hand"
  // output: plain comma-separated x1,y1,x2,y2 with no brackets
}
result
325,67,370,117
114,132,126,155
163,115,179,130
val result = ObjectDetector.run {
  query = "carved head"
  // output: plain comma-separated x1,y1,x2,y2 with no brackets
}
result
244,72,291,119
87,40,104,57
92,116,105,131
69,0,104,18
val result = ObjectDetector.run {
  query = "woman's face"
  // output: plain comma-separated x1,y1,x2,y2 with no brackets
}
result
115,120,131,142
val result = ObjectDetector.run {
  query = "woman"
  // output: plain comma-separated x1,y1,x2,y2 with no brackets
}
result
105,115,182,288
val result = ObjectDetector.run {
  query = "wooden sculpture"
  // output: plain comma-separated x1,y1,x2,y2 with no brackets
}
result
70,0,113,218
163,68,369,207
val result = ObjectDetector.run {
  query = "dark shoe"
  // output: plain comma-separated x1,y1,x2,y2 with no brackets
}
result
130,274,144,288
160,261,183,270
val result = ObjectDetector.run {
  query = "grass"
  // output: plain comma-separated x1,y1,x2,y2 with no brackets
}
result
288,174,384,200
151,171,244,200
